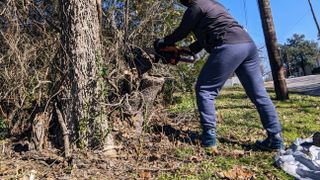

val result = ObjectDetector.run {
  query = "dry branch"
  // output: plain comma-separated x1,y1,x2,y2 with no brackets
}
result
55,103,70,158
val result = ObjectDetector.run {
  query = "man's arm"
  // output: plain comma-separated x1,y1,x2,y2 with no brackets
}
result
163,5,202,45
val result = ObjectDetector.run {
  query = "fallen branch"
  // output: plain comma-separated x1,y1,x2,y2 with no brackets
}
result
21,150,64,164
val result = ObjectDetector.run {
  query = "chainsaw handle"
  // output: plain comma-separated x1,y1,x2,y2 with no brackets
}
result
157,46,196,65
178,47,194,56
159,46,179,56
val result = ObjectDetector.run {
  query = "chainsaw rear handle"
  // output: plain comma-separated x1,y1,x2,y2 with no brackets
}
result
158,46,196,65
179,56,196,63
159,46,179,56
178,47,194,56
167,55,195,65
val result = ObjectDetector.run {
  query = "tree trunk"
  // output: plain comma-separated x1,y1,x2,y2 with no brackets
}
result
299,54,307,76
59,0,115,154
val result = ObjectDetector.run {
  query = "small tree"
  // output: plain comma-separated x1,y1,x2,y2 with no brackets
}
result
280,34,319,76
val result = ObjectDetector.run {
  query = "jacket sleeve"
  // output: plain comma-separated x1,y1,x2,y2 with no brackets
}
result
163,5,202,45
189,40,203,54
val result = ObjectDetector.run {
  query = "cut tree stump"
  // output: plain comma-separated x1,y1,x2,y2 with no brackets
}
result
30,112,50,151
128,75,165,136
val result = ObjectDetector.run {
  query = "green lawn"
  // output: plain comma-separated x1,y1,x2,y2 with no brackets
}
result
160,86,320,179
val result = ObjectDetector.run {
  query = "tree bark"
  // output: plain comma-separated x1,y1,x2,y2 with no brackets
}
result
59,0,115,153
258,0,289,100
299,54,307,76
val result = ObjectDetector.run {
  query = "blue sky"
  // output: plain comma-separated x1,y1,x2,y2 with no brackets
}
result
219,0,320,45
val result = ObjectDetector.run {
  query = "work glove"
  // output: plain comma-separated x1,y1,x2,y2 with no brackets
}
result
153,38,167,52
161,46,193,65
155,46,179,65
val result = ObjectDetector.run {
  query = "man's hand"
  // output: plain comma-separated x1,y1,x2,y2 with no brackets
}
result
158,46,179,65
153,39,167,51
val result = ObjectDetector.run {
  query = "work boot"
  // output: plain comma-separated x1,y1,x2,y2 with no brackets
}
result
201,129,219,155
255,132,284,151
201,129,216,147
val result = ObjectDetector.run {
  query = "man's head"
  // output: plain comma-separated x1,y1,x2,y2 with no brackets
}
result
180,0,192,7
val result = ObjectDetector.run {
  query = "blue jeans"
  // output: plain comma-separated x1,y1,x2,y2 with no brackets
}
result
196,43,282,147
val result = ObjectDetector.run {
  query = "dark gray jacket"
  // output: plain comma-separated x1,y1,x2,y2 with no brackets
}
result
163,0,253,53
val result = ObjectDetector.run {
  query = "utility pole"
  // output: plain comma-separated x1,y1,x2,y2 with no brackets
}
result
308,0,320,39
258,0,289,100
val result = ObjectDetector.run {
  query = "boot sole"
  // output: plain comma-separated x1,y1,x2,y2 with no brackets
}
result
255,143,283,152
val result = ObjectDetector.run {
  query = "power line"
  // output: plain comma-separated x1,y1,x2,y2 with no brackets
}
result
242,0,248,28
279,10,308,42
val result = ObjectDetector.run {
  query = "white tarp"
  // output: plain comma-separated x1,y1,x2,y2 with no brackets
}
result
275,137,320,180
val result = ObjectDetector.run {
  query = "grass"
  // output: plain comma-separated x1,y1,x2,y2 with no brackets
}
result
174,146,195,159
160,86,320,179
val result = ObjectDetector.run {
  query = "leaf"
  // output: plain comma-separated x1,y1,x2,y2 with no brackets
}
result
139,171,152,179
221,166,255,180
231,150,245,158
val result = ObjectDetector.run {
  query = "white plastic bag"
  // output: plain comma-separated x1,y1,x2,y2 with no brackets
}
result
275,136,320,180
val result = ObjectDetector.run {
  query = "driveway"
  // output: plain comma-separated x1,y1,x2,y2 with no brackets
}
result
265,75,320,96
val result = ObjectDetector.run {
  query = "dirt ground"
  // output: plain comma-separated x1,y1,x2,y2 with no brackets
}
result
0,114,205,179
0,116,260,179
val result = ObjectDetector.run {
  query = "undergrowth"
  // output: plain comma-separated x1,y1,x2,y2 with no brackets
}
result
0,118,8,140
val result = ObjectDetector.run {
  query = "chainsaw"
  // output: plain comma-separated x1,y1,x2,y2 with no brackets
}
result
152,45,196,65
126,43,196,76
